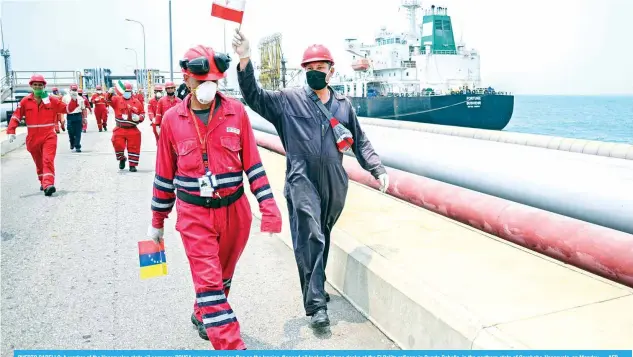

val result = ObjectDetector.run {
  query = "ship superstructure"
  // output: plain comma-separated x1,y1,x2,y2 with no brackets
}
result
329,0,514,130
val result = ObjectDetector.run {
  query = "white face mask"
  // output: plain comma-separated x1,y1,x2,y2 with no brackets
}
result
155,92,163,98
194,81,217,104
96,90,102,94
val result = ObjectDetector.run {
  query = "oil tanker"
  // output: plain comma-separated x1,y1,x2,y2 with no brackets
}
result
329,1,514,130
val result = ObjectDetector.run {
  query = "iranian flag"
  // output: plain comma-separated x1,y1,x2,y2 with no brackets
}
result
112,79,125,95
211,0,246,24
113,80,126,96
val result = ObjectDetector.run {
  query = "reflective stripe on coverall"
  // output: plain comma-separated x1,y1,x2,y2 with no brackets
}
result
237,59,386,316
6,94,79,188
151,93,282,350
107,94,145,166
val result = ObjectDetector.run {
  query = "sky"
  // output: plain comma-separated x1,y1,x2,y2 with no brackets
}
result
1,0,632,95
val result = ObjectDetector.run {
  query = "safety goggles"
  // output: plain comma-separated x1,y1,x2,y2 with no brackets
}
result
179,52,232,75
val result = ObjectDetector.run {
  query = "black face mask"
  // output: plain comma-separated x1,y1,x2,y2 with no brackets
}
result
306,70,328,90
166,91,175,96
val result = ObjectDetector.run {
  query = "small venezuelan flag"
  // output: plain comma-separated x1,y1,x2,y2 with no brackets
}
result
138,240,168,280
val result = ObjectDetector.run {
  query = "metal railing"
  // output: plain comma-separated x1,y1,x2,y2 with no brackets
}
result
11,70,80,92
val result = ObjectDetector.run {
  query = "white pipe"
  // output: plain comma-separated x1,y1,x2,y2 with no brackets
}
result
357,117,633,160
246,108,633,234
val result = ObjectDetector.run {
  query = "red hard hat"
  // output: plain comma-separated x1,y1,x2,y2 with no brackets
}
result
124,83,133,91
154,84,164,91
165,81,176,88
70,84,78,90
181,45,228,81
29,74,47,85
301,44,335,68
96,85,102,90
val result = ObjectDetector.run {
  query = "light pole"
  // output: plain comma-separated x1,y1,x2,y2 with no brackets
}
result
125,47,139,84
125,18,147,97
168,0,174,82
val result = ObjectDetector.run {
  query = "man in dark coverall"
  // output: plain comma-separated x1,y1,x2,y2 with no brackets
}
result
233,29,390,328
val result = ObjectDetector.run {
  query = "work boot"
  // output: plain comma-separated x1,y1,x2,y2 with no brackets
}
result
82,130,86,133
191,313,209,341
325,292,330,302
75,148,81,153
129,166,137,172
99,129,102,132
310,309,330,329
119,158,126,170
44,186,56,197
40,185,43,191
70,144,74,150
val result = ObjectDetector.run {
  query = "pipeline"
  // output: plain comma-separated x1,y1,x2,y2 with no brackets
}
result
246,108,633,234
358,117,633,160
254,130,633,288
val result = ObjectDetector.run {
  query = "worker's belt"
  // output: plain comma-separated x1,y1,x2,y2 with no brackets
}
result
115,118,138,128
176,186,244,209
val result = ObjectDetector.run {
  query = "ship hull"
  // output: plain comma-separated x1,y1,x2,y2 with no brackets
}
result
349,94,514,130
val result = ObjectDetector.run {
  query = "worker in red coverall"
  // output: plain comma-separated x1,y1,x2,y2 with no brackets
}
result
107,82,145,172
79,89,92,132
90,85,109,131
147,45,282,350
50,87,66,133
134,89,145,104
148,84,163,141
153,81,182,142
6,74,80,196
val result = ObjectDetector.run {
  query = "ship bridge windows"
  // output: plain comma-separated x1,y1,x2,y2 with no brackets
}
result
434,20,452,31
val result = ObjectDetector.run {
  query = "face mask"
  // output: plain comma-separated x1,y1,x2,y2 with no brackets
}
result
167,91,175,96
306,70,329,90
123,92,132,99
33,89,44,97
96,90,102,94
194,80,218,104
155,92,163,98
53,91,59,95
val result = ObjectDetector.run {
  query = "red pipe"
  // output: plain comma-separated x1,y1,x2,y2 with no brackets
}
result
255,131,633,288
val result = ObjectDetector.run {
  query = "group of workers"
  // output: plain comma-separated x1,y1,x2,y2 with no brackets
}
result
6,29,390,350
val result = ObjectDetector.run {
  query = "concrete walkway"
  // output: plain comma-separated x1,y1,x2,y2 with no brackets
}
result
0,117,397,355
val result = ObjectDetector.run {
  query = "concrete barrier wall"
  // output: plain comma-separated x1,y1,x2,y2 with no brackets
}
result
254,130,633,288
246,108,633,235
246,143,633,350
358,117,633,160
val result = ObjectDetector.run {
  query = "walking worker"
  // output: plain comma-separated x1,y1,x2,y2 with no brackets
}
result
6,74,81,195
233,29,390,328
153,81,182,141
107,82,145,172
64,84,87,152
147,45,282,350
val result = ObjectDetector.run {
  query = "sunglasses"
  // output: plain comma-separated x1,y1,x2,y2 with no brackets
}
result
179,52,231,75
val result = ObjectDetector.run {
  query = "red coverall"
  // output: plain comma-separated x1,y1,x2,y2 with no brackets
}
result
90,92,109,131
151,93,282,350
6,94,79,189
108,94,145,168
148,96,159,141
153,94,182,142
81,95,91,131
